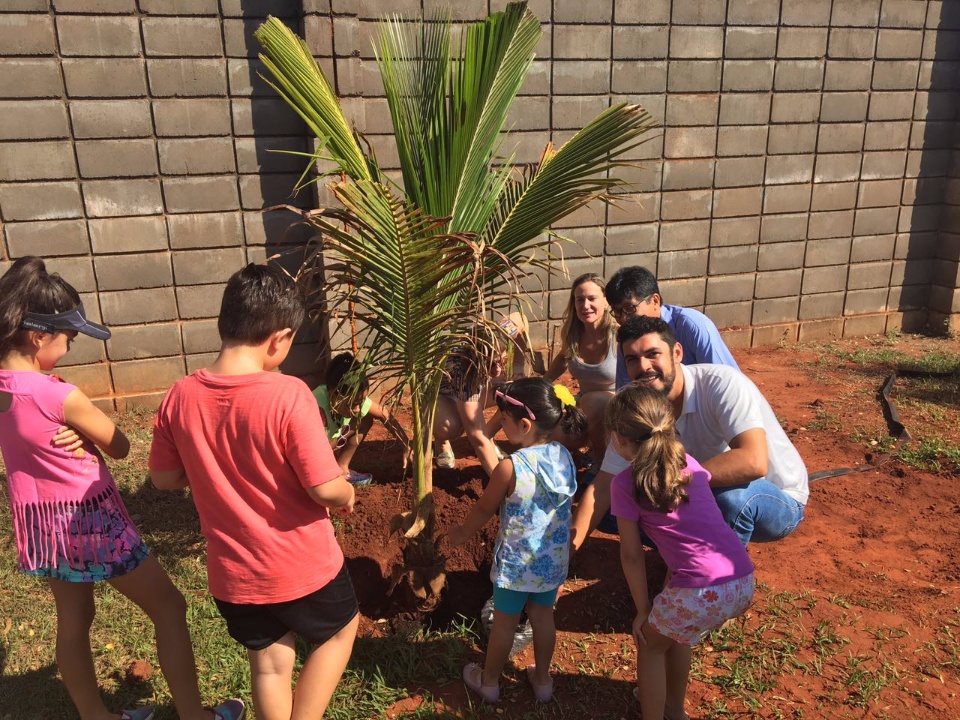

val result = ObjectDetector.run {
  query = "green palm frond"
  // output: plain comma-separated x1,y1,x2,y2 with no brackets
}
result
255,17,376,183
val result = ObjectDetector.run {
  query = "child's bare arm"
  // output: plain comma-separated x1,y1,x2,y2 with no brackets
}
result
448,458,514,545
150,468,189,490
305,475,355,513
62,389,130,459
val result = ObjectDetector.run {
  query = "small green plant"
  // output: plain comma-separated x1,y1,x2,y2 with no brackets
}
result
896,438,960,472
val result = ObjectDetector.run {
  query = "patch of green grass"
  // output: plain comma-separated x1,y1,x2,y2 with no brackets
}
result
896,438,960,472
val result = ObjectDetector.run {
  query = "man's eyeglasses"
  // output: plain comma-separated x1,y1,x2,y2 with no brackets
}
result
612,296,650,320
495,389,536,420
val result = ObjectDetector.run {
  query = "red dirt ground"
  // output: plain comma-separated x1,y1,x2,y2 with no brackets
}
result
338,333,960,719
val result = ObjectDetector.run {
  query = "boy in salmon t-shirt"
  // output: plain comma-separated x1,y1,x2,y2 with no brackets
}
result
149,264,359,720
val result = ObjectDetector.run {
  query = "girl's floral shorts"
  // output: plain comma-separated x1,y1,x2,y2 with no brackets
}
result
649,574,755,646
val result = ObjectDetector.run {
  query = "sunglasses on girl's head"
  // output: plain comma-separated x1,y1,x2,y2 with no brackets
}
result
495,388,536,420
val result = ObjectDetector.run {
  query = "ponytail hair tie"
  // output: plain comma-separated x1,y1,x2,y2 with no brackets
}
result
553,384,576,408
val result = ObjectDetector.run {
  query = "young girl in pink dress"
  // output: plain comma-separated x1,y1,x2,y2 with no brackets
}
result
606,384,754,720
0,257,242,720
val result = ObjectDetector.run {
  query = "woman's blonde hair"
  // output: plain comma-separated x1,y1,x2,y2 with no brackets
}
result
606,384,689,512
559,273,616,363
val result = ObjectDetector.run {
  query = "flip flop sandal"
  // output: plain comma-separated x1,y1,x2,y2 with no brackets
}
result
462,662,500,703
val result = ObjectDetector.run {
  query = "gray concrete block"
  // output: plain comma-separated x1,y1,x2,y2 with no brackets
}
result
802,264,848,294
782,0,832,26
234,137,309,174
107,323,183,361
658,219,710,251
828,28,877,59
799,291,845,320
153,98,231,137
770,93,820,124
808,209,854,239
0,100,69,140
706,274,756,304
872,60,920,90
612,60,667,94
84,179,163,218
242,208,314,247
858,179,903,208
660,278,707,308
665,94,719,127
172,247,247,285
220,0,300,17
774,60,825,92
612,26,668,59
0,181,82,221
167,212,243,249
714,186,763,218
158,138,236,175
71,100,152,139
670,26,723,59
818,123,865,153
711,216,761,247
664,127,717,158
767,125,817,155
812,181,858,211
851,234,896,263
553,61,610,95
41,257,94,293
63,59,147,98
176,283,226,319
111,357,185,396
94,252,172,291
668,60,722,93
2,0,49,10
854,207,899,236
717,126,768,157
0,14,55,56
614,0,669,23
238,173,309,210
661,159,714,191
556,0,612,23
658,249,709,279
843,288,889,315
861,150,907,179
551,95,609,130
718,93,771,125
758,239,804,271
0,141,76,181
554,25,611,59
302,15,333,58
756,268,802,298
752,296,799,325
164,176,240,213
877,28,924,58
148,59,228,97
139,0,220,14
4,219,89,257
814,153,862,182
823,60,873,91
231,98,307,137
778,28,828,59
56,364,113,399
100,287,178,325
765,154,815,184
714,156,766,188
76,139,158,179
604,223,658,256
722,60,775,92
142,17,223,57
710,245,759,276
0,58,62,98
761,213,808,243
56,15,140,57
672,0,726,24
728,0,780,25
832,0,882,28
228,58,277,97
181,319,222,354
910,120,954,150
724,27,777,59
52,0,135,10
819,92,870,122
660,189,711,221
881,0,927,28
763,184,811,214
868,91,915,120
89,216,168,254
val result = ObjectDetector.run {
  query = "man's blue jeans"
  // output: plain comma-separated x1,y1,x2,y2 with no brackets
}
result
712,479,805,546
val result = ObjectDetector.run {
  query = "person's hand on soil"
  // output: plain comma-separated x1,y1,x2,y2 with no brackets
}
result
52,424,85,457
332,485,355,517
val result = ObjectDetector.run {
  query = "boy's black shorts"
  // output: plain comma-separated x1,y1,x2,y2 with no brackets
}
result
214,562,359,651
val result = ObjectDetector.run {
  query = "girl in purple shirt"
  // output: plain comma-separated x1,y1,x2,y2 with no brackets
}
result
607,384,754,720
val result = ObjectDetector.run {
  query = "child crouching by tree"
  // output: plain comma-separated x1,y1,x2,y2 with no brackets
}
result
313,352,410,487
447,378,586,704
607,384,755,720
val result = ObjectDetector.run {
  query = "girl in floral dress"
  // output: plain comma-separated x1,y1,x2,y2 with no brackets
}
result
448,378,585,704
607,384,754,720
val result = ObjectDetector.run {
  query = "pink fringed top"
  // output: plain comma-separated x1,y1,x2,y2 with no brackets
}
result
0,370,131,571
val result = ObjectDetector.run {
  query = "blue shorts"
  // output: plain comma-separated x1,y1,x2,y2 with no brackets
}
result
492,585,559,615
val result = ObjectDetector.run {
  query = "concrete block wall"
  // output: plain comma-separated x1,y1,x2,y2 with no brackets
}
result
1,0,959,407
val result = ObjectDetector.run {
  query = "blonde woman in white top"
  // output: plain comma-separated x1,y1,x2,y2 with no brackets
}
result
544,273,617,471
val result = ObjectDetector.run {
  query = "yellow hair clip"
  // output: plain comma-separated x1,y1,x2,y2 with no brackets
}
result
553,384,576,408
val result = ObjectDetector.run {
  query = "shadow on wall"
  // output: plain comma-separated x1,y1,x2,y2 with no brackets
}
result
241,0,329,379
906,2,960,330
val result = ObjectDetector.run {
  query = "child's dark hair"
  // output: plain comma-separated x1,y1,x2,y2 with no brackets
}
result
606,384,689,512
495,378,587,437
0,256,81,358
326,352,369,398
218,263,305,344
